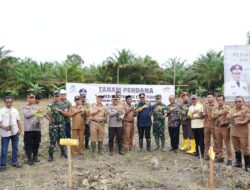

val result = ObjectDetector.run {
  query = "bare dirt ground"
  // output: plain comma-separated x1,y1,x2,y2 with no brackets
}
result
0,100,249,190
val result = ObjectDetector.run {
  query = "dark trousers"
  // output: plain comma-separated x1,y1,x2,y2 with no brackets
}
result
109,127,123,152
1,134,19,166
138,126,151,140
84,124,90,148
65,121,71,138
182,124,194,139
168,126,180,149
24,131,41,159
192,128,204,155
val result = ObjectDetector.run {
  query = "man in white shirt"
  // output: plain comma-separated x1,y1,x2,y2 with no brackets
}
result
0,96,22,172
188,95,205,158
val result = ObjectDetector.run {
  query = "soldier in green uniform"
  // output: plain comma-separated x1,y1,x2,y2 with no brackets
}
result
59,89,72,138
46,91,68,162
152,94,167,151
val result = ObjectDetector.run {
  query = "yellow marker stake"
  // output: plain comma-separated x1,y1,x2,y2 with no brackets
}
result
208,146,215,190
60,138,79,188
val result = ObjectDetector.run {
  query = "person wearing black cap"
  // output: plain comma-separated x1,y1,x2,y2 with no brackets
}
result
166,95,181,153
22,92,43,165
35,94,42,105
179,92,196,154
224,64,248,97
45,91,68,162
135,93,153,152
79,88,91,150
69,96,86,156
123,95,136,151
152,94,167,151
107,95,125,155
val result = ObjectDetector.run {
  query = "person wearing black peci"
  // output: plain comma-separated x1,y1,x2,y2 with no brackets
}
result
135,93,153,152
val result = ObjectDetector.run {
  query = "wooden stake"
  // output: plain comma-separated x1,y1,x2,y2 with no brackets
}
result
67,146,72,188
210,157,214,190
59,139,78,188
198,146,206,186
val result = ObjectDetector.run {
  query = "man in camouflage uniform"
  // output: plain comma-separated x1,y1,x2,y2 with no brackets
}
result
59,89,72,138
166,95,181,153
46,91,67,162
79,88,91,149
152,94,167,151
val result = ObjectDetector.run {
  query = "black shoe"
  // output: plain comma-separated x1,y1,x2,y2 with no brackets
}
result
154,146,160,151
0,166,6,172
139,139,143,152
147,147,152,152
146,140,152,152
119,151,125,155
192,152,199,157
173,149,178,153
243,155,250,172
85,140,89,149
233,151,242,168
12,162,21,168
216,158,224,163
33,155,40,163
48,154,54,162
28,159,34,165
61,152,67,159
169,148,175,152
204,156,210,161
226,160,232,166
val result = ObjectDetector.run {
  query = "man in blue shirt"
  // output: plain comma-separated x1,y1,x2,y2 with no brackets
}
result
135,93,152,152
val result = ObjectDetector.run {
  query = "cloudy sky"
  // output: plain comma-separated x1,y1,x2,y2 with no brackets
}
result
0,0,249,65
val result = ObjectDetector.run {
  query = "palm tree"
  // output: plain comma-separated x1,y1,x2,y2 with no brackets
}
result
0,46,11,61
28,82,45,95
164,57,187,85
107,49,135,83
187,50,223,92
6,88,19,97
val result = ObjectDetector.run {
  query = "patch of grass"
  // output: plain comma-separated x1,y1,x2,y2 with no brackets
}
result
138,176,160,188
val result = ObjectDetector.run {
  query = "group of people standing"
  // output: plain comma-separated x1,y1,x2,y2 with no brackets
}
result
0,89,249,173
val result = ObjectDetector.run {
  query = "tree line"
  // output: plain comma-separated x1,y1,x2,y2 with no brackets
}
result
1,33,249,98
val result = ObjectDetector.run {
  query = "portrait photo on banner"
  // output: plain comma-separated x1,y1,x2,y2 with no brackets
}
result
224,45,250,101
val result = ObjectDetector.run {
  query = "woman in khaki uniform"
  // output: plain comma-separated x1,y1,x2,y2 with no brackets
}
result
227,96,250,172
69,96,86,156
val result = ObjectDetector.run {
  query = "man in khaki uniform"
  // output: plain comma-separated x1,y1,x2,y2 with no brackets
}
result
79,88,91,150
227,96,250,172
211,95,232,165
203,92,217,160
89,94,107,156
69,96,86,156
123,95,136,151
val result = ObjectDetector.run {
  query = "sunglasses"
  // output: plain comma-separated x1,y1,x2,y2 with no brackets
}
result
235,101,242,103
28,96,35,99
54,95,60,97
